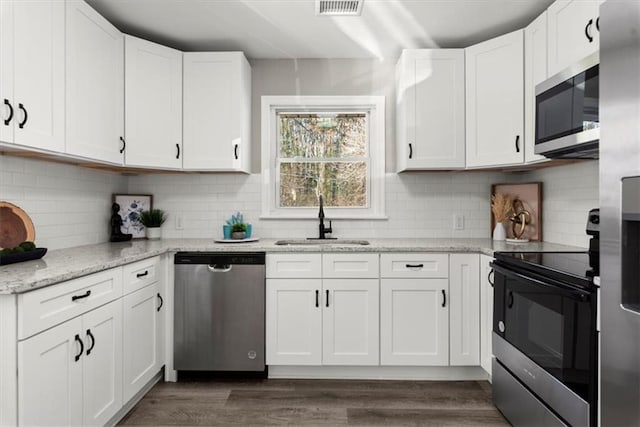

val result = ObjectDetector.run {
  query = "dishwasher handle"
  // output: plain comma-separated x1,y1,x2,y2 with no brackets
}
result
207,264,232,273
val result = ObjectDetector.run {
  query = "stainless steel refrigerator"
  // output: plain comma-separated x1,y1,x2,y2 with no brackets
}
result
600,1,640,424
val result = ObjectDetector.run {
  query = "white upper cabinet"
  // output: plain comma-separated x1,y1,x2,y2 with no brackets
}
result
65,0,124,165
396,49,465,171
0,0,65,152
183,52,251,172
524,11,550,164
125,35,183,169
547,0,604,76
465,30,524,168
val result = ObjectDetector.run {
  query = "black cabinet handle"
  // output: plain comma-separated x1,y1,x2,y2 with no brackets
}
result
441,289,446,307
86,329,95,356
315,290,319,308
157,293,164,312
18,103,27,128
176,143,180,159
3,99,13,126
74,334,84,362
488,269,495,287
119,136,126,154
136,271,149,278
408,143,413,159
585,19,594,42
515,135,520,153
71,290,91,302
406,263,424,269
508,291,514,309
234,144,239,160
596,17,600,32
325,290,329,308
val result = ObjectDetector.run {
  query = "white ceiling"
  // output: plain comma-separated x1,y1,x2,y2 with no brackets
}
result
86,0,555,60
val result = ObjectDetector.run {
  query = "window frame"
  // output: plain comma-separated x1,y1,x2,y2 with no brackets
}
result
261,95,386,219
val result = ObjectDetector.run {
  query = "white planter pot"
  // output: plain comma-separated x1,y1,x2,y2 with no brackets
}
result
146,227,162,240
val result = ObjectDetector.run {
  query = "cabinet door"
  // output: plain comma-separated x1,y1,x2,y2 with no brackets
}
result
125,35,182,169
122,283,161,402
380,278,449,366
524,11,549,164
465,30,524,167
266,279,322,365
449,254,480,366
322,279,379,365
18,317,83,427
396,49,465,171
0,0,65,151
480,255,495,378
66,0,124,164
183,52,251,172
82,301,123,426
547,0,603,76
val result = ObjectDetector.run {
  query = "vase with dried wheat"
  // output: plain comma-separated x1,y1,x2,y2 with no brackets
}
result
491,193,513,241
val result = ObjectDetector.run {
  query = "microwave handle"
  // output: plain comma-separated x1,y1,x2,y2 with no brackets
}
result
515,135,520,153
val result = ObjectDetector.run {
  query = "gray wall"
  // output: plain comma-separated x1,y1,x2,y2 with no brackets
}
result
250,58,397,172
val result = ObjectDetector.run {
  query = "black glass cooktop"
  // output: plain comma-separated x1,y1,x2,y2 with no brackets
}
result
494,251,598,290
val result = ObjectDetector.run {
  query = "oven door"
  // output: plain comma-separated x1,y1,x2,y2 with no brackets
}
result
492,263,597,425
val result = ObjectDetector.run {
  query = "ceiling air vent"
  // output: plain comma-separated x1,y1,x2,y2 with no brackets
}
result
316,0,364,16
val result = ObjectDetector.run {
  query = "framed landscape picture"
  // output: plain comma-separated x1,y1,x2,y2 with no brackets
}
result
113,194,152,239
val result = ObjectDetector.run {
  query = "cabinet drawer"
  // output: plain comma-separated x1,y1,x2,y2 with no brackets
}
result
266,254,322,278
18,268,123,340
322,253,379,278
122,256,160,295
380,254,449,278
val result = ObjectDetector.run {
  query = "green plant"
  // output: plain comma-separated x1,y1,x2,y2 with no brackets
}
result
139,209,167,227
232,223,247,233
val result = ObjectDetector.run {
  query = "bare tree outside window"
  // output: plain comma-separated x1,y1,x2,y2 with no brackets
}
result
277,112,369,208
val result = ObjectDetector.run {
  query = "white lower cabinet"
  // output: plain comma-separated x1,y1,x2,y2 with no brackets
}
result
322,279,379,365
480,254,495,377
449,254,480,366
18,300,123,426
266,278,322,365
122,281,165,402
380,278,449,365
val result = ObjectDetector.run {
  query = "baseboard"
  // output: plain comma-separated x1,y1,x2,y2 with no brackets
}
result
107,368,164,426
268,365,489,381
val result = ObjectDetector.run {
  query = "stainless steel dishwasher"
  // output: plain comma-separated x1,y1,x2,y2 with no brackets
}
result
174,252,265,372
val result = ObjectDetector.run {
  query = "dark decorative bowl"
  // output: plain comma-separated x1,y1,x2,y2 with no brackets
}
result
0,248,47,266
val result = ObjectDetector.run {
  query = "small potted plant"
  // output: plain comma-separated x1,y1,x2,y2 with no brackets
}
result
225,211,251,240
140,209,167,240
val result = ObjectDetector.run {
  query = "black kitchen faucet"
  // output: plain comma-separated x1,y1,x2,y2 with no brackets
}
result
318,195,333,239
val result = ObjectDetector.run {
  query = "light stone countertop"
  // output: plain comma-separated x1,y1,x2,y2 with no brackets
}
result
0,238,586,294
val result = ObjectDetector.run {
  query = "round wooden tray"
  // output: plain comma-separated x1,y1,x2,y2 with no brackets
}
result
0,201,36,249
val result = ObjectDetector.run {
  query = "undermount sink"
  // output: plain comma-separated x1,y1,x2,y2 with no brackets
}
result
275,239,370,246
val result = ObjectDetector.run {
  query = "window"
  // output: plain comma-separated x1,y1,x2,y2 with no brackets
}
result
261,96,385,219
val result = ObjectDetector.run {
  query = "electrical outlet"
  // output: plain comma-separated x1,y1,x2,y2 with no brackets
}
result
175,214,184,230
453,214,464,230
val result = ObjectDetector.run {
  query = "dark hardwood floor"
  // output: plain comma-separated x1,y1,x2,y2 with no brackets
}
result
119,377,507,426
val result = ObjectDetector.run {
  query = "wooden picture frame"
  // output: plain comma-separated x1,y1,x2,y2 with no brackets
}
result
491,182,542,241
112,194,153,239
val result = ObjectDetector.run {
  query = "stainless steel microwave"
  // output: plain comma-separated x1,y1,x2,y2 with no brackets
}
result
535,52,599,159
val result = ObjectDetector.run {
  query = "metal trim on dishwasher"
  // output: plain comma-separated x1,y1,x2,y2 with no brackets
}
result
493,333,589,427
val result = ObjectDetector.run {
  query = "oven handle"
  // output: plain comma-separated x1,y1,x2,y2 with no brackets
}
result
492,264,591,301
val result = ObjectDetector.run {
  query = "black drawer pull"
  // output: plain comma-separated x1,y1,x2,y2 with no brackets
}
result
74,334,84,362
71,290,91,302
441,289,446,307
234,143,239,160
136,271,149,278
488,269,495,287
325,290,329,308
176,143,180,159
315,290,319,308
406,263,424,269
515,135,520,153
585,19,594,42
4,99,13,125
119,136,126,153
408,143,413,159
86,329,95,356
157,293,164,312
